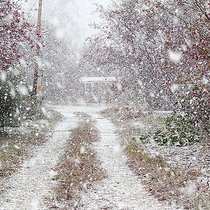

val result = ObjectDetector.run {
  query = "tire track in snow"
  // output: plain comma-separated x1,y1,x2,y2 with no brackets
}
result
0,106,78,210
78,112,176,210
0,106,178,209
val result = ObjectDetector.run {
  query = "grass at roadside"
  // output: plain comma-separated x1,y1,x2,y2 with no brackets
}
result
52,113,106,208
101,106,166,131
126,142,209,209
101,106,210,210
0,109,63,177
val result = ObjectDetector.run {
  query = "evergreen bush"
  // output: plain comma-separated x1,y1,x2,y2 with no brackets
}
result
0,70,35,131
136,84,209,146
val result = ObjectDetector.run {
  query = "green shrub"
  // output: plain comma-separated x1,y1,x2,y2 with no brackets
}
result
0,70,37,131
178,84,209,135
136,84,209,146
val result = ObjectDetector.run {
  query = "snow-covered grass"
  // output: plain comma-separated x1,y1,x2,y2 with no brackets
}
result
126,142,209,209
0,109,62,178
47,105,171,209
0,106,77,209
51,113,106,209
101,106,210,209
101,106,167,129
0,105,207,209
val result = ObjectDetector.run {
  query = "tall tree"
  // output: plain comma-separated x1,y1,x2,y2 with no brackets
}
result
0,0,34,71
80,0,209,109
0,0,34,129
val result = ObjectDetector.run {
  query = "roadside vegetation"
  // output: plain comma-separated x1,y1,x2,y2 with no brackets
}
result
136,85,209,147
0,109,62,178
0,1,66,180
51,113,106,209
102,106,209,209
126,142,209,209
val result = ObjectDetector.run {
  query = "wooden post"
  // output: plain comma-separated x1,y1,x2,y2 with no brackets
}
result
32,0,43,96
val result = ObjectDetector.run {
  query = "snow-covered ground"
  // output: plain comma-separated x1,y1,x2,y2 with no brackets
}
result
0,106,78,209
0,105,176,209
77,109,174,209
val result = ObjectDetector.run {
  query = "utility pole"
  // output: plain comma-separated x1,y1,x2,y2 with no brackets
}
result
32,0,43,96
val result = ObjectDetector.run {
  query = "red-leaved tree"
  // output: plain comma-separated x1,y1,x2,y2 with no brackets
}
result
0,0,35,129
0,0,34,71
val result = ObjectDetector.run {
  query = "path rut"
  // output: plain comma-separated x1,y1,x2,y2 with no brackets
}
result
77,110,174,210
0,106,176,210
0,107,78,210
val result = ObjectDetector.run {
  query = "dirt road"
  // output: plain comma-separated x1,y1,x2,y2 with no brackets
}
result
0,106,174,209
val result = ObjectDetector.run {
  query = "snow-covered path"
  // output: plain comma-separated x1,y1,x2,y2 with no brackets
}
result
0,105,174,209
0,106,78,210
78,110,173,210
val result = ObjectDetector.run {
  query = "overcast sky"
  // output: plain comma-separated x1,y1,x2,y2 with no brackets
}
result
22,0,115,51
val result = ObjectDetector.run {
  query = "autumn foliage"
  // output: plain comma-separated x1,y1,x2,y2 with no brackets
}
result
0,0,35,130
0,0,34,71
80,0,209,109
